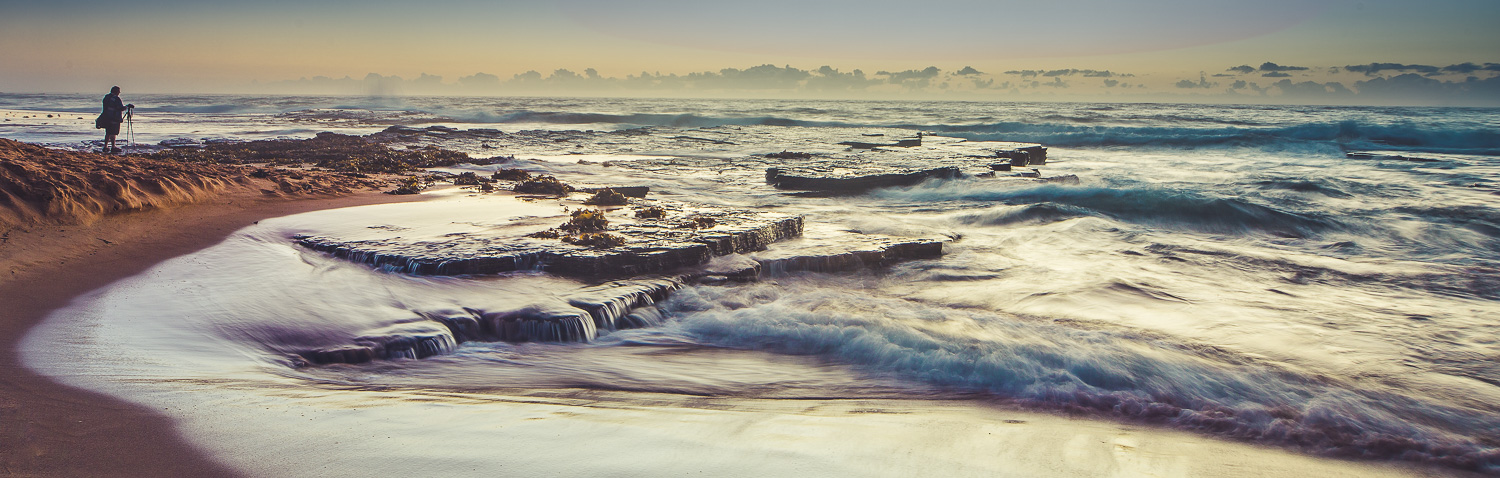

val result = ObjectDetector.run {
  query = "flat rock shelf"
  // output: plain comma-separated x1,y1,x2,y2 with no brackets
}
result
291,194,949,362
702,223,948,281
297,204,804,277
763,140,1050,192
765,165,962,192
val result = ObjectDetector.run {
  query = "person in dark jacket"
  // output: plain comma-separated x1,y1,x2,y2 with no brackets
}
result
97,86,133,153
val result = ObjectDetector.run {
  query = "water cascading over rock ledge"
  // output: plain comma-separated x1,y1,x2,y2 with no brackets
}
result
296,228,949,365
292,196,949,365
298,277,686,365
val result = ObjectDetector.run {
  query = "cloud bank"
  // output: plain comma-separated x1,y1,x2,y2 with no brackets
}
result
248,59,1500,106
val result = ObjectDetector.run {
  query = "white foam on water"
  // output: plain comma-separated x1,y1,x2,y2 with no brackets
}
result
12,95,1500,474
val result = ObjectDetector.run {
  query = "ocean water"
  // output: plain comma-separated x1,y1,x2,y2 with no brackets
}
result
9,94,1500,475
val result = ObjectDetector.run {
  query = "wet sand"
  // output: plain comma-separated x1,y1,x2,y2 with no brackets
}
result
0,188,424,477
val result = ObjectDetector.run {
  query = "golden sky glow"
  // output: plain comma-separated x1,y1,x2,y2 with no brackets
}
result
2,0,1497,104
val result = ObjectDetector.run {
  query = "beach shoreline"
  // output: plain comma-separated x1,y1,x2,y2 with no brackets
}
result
7,190,1464,478
0,188,425,477
2,99,1494,475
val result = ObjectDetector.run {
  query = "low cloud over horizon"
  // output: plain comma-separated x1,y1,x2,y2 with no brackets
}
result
238,60,1500,106
7,0,1496,106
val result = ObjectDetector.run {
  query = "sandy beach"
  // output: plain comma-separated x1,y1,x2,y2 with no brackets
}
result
1,188,426,477
0,187,1458,478
5,194,1462,477
0,135,427,476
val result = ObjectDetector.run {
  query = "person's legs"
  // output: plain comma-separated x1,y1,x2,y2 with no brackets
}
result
104,123,121,153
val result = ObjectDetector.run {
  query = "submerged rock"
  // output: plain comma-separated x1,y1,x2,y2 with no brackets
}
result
749,223,946,276
1038,174,1080,185
765,166,961,192
838,133,922,149
159,137,199,148
578,186,649,198
1345,152,1443,163
757,241,943,275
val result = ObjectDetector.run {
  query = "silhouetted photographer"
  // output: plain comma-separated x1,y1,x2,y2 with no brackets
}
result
95,86,134,153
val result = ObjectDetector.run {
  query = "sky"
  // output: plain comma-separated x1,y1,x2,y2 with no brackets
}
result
2,0,1498,105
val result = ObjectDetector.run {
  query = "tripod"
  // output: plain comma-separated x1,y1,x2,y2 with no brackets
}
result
124,106,134,147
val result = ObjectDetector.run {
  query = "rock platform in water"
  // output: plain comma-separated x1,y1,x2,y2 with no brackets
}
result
699,223,946,281
299,225,948,364
764,136,1052,192
300,277,685,364
765,165,961,192
1345,151,1445,163
293,194,949,364
577,186,650,198
997,145,1048,166
297,198,803,277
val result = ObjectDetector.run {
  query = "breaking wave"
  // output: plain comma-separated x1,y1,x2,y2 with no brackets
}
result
882,183,1335,237
942,120,1500,154
660,283,1500,472
6,94,1497,155
473,110,845,128
438,110,1499,155
1251,178,1358,198
949,203,1095,226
